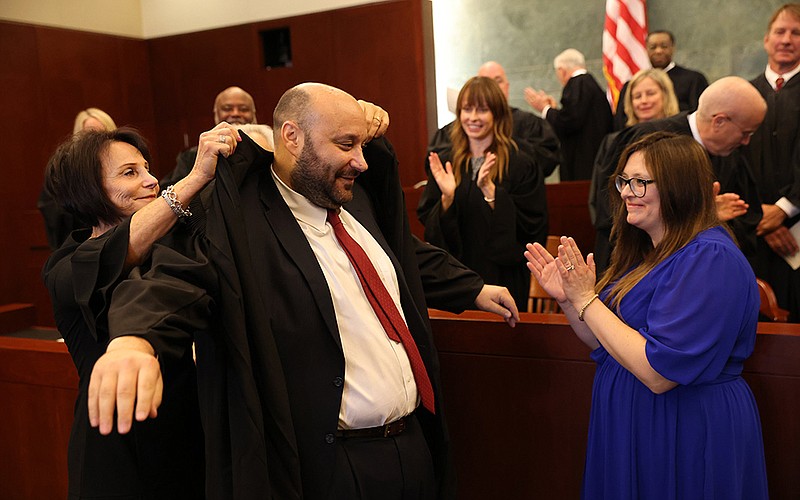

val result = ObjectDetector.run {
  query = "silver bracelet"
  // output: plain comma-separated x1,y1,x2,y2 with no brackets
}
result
483,196,496,203
161,185,192,218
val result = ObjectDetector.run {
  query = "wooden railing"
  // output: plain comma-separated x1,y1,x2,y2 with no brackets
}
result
2,308,797,498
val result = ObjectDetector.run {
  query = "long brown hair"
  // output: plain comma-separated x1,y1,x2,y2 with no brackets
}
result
597,132,722,308
448,76,516,185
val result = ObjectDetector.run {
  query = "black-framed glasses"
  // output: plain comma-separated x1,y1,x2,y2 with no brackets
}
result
615,175,655,198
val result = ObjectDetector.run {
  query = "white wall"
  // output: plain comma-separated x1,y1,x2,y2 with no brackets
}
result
0,0,143,38
140,0,385,38
0,0,384,39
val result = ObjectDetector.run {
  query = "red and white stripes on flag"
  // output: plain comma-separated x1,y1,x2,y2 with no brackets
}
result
602,0,649,108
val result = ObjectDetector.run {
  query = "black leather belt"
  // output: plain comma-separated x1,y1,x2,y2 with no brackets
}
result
335,415,409,439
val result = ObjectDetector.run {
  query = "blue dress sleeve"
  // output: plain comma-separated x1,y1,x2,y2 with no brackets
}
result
634,237,758,385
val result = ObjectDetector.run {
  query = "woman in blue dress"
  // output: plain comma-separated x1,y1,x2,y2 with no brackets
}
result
526,132,768,499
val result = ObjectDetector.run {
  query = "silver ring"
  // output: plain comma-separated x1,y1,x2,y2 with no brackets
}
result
565,264,575,272
218,135,226,143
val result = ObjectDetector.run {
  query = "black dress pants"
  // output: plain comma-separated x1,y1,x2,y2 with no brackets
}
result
328,415,436,500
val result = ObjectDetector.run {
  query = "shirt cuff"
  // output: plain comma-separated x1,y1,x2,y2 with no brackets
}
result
541,105,551,119
775,197,799,218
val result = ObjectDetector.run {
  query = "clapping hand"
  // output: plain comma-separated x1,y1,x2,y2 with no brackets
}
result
476,152,497,202
523,87,556,113
526,237,597,308
525,241,567,303
555,237,597,308
429,152,457,211
712,182,748,222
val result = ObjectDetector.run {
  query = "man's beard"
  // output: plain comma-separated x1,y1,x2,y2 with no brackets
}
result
291,143,358,209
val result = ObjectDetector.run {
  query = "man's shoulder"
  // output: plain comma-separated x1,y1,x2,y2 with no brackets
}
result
615,113,690,147
428,121,455,152
670,65,708,82
638,113,689,133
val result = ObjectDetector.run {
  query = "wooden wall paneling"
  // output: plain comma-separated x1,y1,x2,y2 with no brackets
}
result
330,0,430,187
114,37,158,156
0,22,160,326
0,23,45,311
146,1,429,188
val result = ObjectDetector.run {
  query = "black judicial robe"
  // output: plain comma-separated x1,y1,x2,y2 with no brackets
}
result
745,73,800,320
43,222,204,500
591,112,763,275
613,64,709,130
108,135,483,499
417,147,548,309
546,73,613,180
429,107,562,177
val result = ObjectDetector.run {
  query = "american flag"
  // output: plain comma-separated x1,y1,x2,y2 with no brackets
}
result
602,0,649,107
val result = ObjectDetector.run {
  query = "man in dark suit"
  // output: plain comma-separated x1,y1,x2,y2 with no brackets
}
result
592,76,767,275
745,3,800,320
87,83,519,499
429,61,562,176
613,31,709,130
524,49,612,180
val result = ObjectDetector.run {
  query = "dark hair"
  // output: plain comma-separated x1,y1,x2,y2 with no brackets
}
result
448,76,516,185
597,132,722,307
647,30,675,44
44,127,152,228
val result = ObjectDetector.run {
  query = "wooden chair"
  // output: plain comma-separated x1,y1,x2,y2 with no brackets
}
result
756,277,789,322
527,236,562,313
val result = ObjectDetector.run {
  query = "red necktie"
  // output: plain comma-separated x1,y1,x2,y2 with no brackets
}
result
776,76,785,91
327,209,435,414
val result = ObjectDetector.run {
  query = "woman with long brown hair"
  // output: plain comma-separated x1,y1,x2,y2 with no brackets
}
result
418,76,547,308
526,132,768,499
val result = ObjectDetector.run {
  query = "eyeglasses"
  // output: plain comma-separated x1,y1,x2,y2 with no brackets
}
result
615,175,655,198
713,114,756,141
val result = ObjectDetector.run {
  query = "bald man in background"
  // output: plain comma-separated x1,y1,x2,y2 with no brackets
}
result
429,61,561,177
592,76,767,274
162,86,258,185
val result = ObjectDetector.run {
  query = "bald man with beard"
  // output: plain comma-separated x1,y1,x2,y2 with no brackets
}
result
592,76,767,275
87,83,519,499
